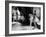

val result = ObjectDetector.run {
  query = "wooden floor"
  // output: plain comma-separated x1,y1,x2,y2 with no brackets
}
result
12,26,39,31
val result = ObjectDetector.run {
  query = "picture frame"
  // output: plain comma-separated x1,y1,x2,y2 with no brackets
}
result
5,1,45,36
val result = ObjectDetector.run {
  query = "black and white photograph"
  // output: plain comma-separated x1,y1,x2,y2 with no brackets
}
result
12,7,41,30
9,3,44,34
5,1,45,36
